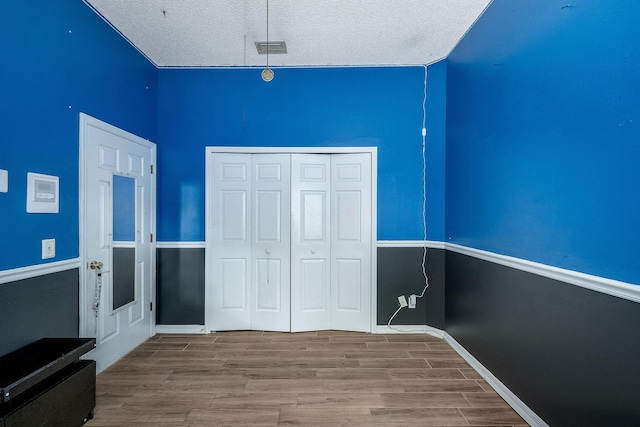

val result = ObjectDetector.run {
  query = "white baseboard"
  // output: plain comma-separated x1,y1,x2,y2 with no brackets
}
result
374,325,444,339
155,325,206,334
444,333,549,427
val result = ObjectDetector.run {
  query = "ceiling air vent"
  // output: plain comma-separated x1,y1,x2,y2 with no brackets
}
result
255,41,287,55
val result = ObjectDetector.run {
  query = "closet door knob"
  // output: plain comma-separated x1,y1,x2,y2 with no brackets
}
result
265,249,271,255
311,249,316,254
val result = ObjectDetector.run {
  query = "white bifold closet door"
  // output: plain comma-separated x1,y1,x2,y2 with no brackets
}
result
210,153,291,332
290,153,371,332
209,151,371,333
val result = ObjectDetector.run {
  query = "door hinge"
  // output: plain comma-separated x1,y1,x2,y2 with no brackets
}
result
150,302,153,311
150,164,154,174
150,233,153,243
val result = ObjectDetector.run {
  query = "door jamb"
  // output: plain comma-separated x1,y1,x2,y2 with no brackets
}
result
204,146,378,334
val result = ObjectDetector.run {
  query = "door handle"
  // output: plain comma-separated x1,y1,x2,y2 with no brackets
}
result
89,261,103,270
311,249,316,254
265,249,271,255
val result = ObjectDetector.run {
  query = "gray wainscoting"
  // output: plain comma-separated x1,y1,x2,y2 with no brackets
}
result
445,251,640,427
0,268,79,357
156,248,205,325
377,247,445,329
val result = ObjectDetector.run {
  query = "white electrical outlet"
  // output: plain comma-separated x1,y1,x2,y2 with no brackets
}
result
408,294,417,309
42,239,55,259
397,295,408,308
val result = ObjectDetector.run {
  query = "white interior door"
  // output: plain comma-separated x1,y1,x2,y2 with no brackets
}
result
209,153,252,330
80,113,155,374
330,153,372,332
290,154,332,332
251,154,291,331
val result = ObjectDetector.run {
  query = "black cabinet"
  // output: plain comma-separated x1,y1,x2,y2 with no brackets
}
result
0,338,96,427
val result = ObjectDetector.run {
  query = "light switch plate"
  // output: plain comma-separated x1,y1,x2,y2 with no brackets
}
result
0,169,7,193
42,239,56,259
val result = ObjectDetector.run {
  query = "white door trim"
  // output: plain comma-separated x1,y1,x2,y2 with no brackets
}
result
205,146,377,333
79,113,157,343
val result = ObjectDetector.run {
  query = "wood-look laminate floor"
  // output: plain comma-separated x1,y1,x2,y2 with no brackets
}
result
85,331,529,427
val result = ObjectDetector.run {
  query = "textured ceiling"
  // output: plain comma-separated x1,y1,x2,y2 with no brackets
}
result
85,0,491,68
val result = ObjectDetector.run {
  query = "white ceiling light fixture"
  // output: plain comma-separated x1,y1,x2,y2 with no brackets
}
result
255,0,287,82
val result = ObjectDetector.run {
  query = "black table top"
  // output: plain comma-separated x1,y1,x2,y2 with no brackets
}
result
0,337,95,403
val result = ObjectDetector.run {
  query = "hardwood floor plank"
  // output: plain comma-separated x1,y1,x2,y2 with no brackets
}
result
359,358,432,368
134,342,189,351
185,408,280,426
95,379,170,393
305,342,368,351
410,351,468,359
225,358,360,369
121,350,156,359
94,391,133,408
210,392,298,408
279,350,348,359
328,335,388,343
90,406,190,424
476,379,497,392
402,379,486,393
244,378,325,393
427,358,473,369
459,368,483,380
156,335,216,344
315,367,390,379
213,335,274,343
246,342,308,351
145,358,226,367
383,334,443,342
122,391,215,409
462,392,511,408
366,342,430,351
317,330,370,336
242,368,318,379
296,392,384,408
164,378,248,394
427,342,457,351
388,368,466,380
369,408,468,425
278,407,373,426
346,350,412,359
459,407,526,425
150,350,224,359
324,379,405,393
380,392,472,408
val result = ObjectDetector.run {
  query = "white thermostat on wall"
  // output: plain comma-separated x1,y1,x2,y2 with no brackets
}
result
27,172,59,213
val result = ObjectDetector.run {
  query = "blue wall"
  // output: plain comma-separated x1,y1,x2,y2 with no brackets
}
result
157,63,447,242
0,0,157,271
446,0,640,284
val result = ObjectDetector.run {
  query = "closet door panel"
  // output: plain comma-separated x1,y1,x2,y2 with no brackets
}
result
251,154,291,331
210,154,252,330
331,153,372,332
291,154,331,332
